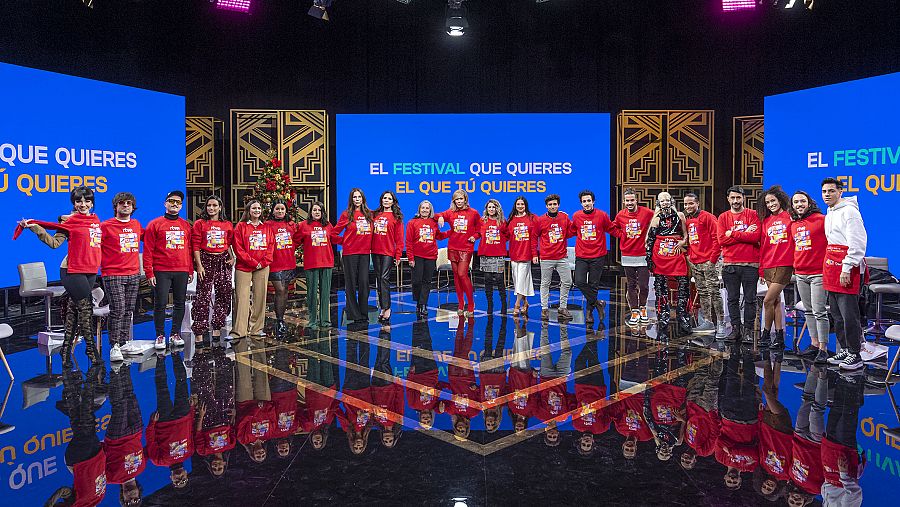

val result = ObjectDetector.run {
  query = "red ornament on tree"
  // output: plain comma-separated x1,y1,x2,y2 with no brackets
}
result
265,179,276,191
282,173,291,183
272,158,282,169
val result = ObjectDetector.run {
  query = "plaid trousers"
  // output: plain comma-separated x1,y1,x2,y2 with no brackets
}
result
103,274,140,346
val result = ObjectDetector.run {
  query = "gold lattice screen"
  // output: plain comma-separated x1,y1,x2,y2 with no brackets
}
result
186,117,224,220
733,115,764,209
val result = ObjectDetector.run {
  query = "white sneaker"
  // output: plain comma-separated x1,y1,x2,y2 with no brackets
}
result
860,342,888,362
715,323,727,339
626,310,640,327
154,335,167,350
171,335,185,347
694,321,716,333
109,343,124,362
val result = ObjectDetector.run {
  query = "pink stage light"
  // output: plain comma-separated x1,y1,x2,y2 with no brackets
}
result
216,0,252,13
722,0,756,11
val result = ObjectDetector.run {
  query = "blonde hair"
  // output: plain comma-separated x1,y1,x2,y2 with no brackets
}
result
482,198,505,224
450,189,469,211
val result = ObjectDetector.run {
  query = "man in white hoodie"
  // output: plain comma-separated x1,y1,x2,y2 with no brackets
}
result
821,177,867,370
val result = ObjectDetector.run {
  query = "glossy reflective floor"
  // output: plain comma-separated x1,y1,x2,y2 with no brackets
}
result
1,278,899,506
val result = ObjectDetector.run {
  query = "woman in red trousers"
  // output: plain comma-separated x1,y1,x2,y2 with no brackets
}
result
191,194,235,346
230,200,275,339
757,186,794,350
333,188,374,325
437,189,481,317
371,191,404,322
266,201,300,336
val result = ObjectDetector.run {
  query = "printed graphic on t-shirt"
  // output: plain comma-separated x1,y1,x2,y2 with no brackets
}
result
655,404,675,423
419,225,434,242
579,404,596,425
209,430,229,450
513,223,530,242
169,439,188,459
206,229,225,249
123,451,143,474
483,385,500,401
485,225,500,244
731,220,748,233
766,450,786,474
375,407,389,424
767,220,788,244
356,410,370,427
688,222,700,245
548,391,562,414
513,391,528,409
658,237,679,256
89,224,101,248
165,229,185,250
794,226,811,251
374,217,389,235
686,422,697,444
625,219,643,239
249,230,267,251
453,217,468,233
548,223,563,243
275,230,293,249
355,216,371,235
313,409,328,427
251,420,270,437
791,458,809,483
311,228,327,247
277,411,295,431
420,387,435,404
454,394,470,411
94,473,107,497
119,232,139,253
625,408,642,431
580,222,596,241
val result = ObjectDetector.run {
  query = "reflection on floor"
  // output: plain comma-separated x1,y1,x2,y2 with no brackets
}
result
0,280,898,506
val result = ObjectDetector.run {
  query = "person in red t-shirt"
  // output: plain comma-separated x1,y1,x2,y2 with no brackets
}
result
265,201,299,337
191,195,235,346
646,191,692,340
147,352,194,489
18,185,102,367
821,370,866,506
143,190,194,351
192,346,236,479
338,328,374,455
789,191,830,364
683,193,725,339
371,191,404,322
715,344,761,490
58,364,108,507
100,192,143,362
612,188,655,327
536,194,575,321
571,340,610,457
406,319,442,429
508,318,537,434
756,356,793,500
297,201,336,329
479,199,509,314
569,189,616,326
443,318,480,441
231,200,275,339
370,327,404,448
506,196,538,318
333,188,375,324
757,186,794,350
717,186,761,342
534,321,574,447
407,200,449,317
436,189,482,316
787,365,827,504
479,315,509,433
103,362,145,505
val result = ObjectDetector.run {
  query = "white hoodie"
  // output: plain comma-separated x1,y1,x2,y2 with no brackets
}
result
825,196,867,273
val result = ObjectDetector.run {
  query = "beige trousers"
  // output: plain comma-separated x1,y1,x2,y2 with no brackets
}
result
231,267,270,338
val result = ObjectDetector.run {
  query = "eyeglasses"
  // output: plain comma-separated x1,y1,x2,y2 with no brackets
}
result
117,200,133,207
166,199,183,205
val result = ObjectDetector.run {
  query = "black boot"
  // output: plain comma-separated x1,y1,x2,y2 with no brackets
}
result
77,298,100,364
758,329,771,349
276,319,287,337
770,329,785,351
60,300,77,369
485,276,495,313
498,276,508,314
742,326,755,346
724,322,741,343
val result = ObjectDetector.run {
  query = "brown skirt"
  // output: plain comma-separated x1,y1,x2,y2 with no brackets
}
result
763,266,794,285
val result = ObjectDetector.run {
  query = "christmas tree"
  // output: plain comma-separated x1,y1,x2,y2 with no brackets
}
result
251,148,302,222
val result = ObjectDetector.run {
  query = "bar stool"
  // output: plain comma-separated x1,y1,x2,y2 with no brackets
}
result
884,325,900,384
864,257,900,336
0,323,14,380
18,262,67,332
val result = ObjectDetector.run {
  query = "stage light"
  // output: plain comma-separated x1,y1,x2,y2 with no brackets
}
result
722,0,756,11
216,0,252,13
309,0,333,21
446,0,468,37
395,0,412,4
81,0,95,8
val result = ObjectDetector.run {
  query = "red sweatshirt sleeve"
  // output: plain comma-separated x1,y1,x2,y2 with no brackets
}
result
717,214,736,247
707,214,721,263
232,223,250,265
731,212,761,243
191,221,203,253
530,217,538,258
264,224,275,267
405,221,417,259
333,211,350,236
470,211,482,242
394,218,404,260
143,221,158,279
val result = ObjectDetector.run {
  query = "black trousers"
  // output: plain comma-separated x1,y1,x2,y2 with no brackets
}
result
155,352,190,423
826,374,865,447
722,264,757,328
342,254,370,321
574,256,605,306
153,270,189,337
371,328,393,387
62,367,103,466
372,254,394,310
574,341,605,387
718,347,758,422
411,257,437,306
60,269,96,302
411,320,437,373
828,291,863,354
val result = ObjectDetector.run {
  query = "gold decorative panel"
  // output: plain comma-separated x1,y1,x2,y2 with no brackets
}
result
617,112,665,185
666,111,714,185
733,115,764,210
278,111,328,186
186,117,222,189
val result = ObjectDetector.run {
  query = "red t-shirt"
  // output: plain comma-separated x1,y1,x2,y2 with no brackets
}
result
265,220,299,272
685,211,721,264
821,436,862,487
406,218,447,260
438,208,482,252
371,211,404,260
759,422,793,481
572,384,611,435
535,212,573,261
648,383,686,425
760,211,794,269
66,213,103,275
478,372,508,409
684,401,720,457
446,374,481,419
506,368,537,418
100,218,142,276
102,432,145,484
72,450,107,507
406,370,442,411
371,383,404,429
478,217,509,257
191,219,233,254
790,213,827,275
233,221,275,272
337,388,374,433
333,209,374,256
143,216,193,278
269,390,300,439
236,400,277,444
299,387,339,432
613,207,654,257
611,393,653,441
791,435,825,494
507,215,538,262
717,209,761,264
715,419,759,472
194,425,236,456
533,383,573,423
569,209,615,259
146,410,194,466
296,220,335,270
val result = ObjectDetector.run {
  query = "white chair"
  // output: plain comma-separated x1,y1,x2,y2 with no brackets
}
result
0,323,14,380
181,276,199,334
18,262,66,332
884,325,900,384
436,248,452,289
91,287,109,351
865,257,900,336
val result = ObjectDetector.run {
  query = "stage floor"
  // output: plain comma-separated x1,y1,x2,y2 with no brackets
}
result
0,280,897,506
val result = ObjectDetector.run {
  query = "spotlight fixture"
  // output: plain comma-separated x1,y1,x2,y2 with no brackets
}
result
722,0,756,11
395,0,412,4
446,0,468,37
81,0,95,8
309,0,334,21
216,0,252,13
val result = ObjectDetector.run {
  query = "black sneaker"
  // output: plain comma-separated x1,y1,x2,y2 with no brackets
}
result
827,350,850,365
839,353,864,371
813,349,830,365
